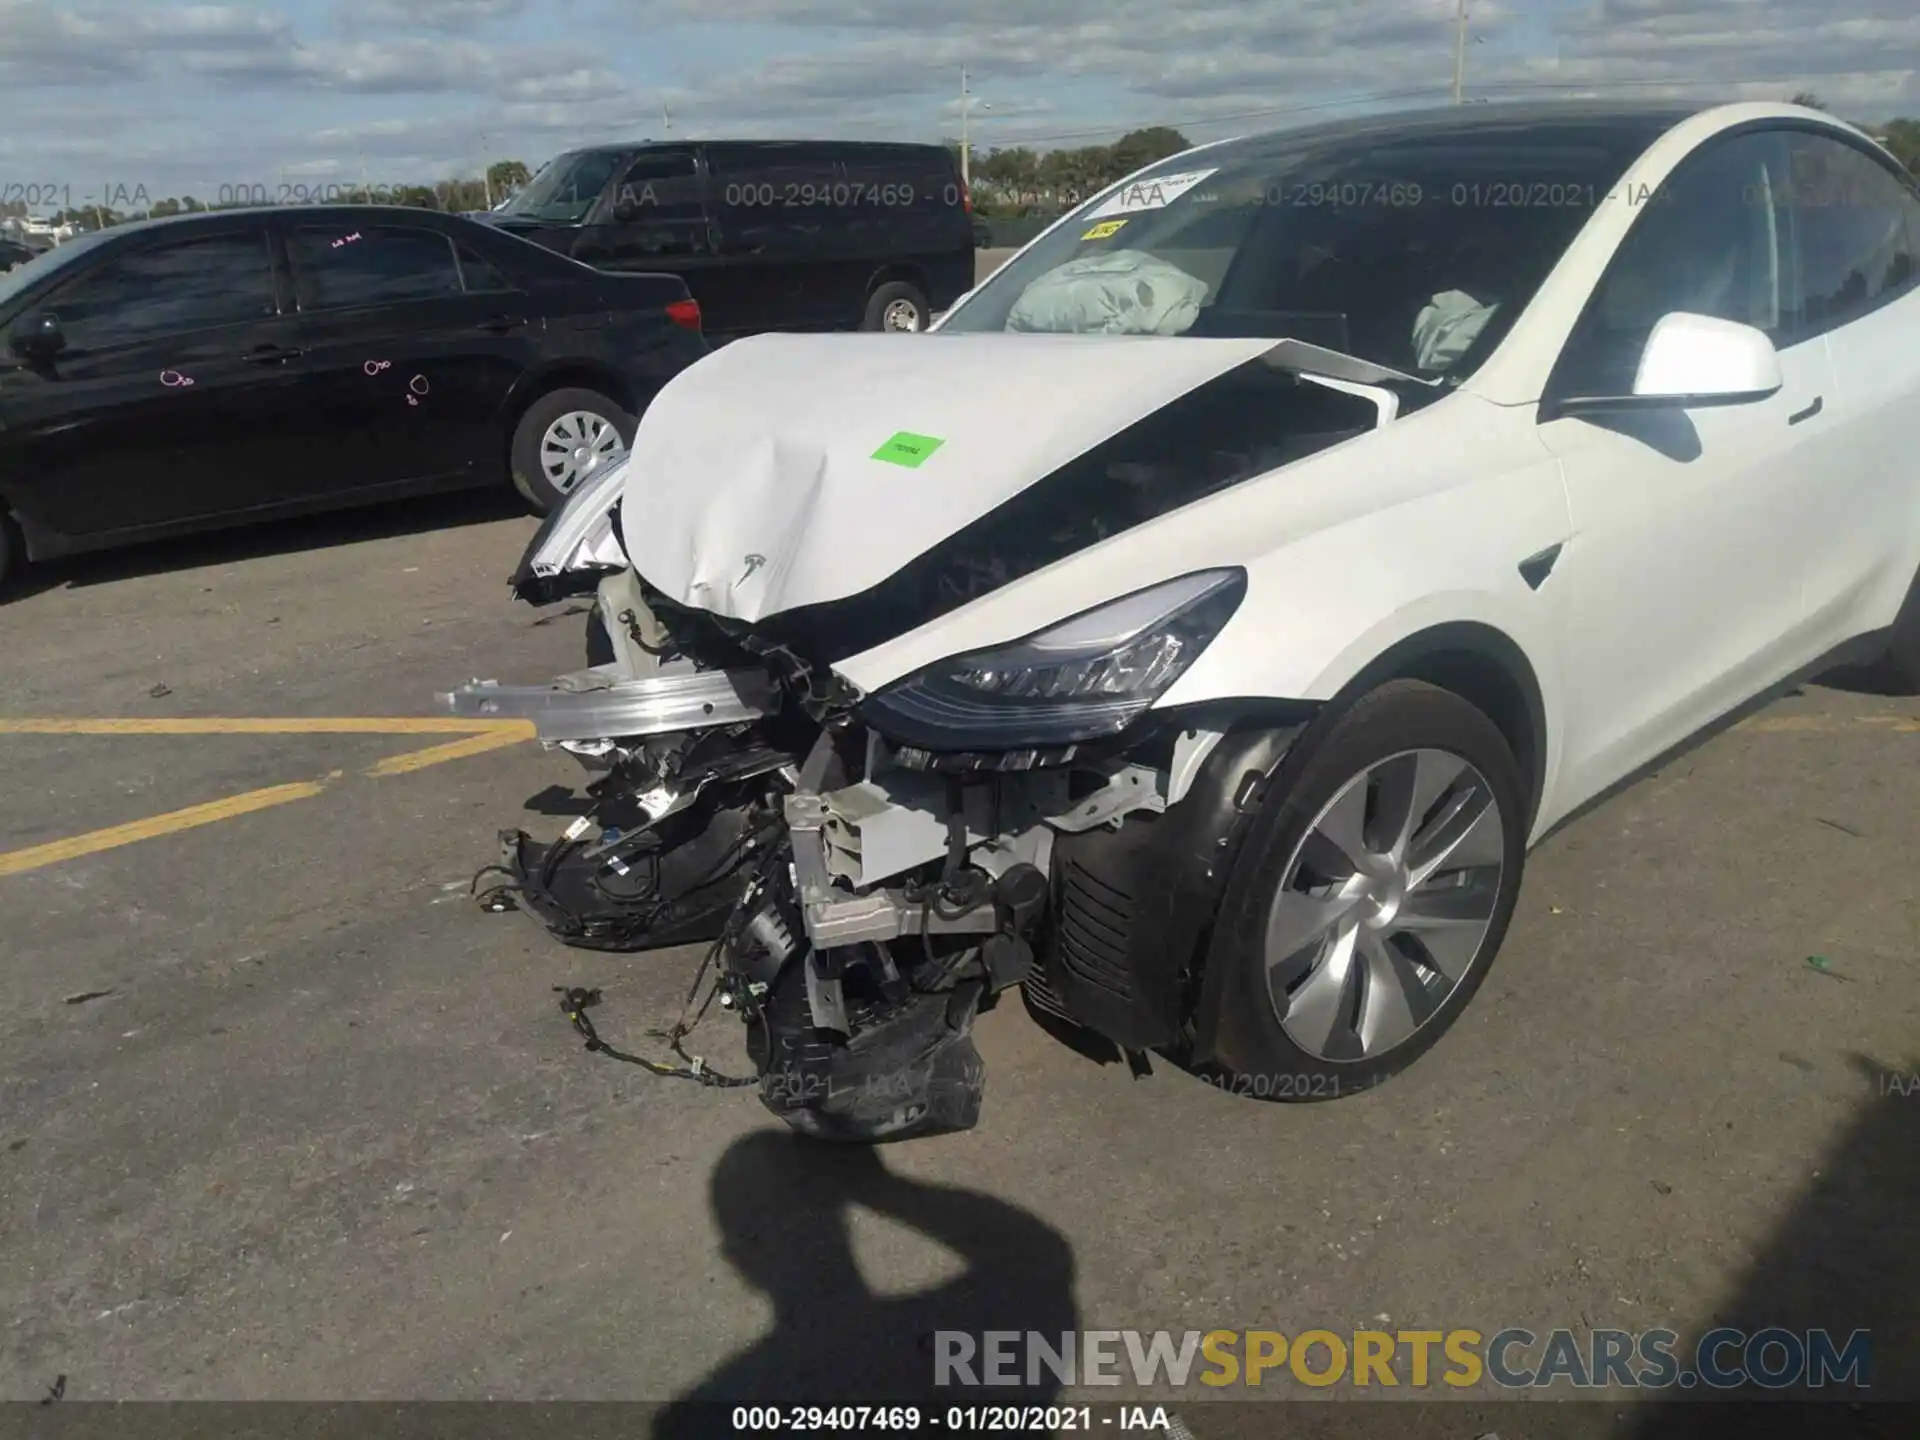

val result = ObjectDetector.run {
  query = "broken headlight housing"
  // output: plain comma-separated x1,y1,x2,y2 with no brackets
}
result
860,568,1245,749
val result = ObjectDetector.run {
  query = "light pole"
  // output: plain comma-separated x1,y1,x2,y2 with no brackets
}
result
960,67,971,187
958,69,991,188
1453,0,1468,104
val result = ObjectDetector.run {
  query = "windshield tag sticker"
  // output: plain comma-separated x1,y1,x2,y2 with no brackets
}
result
1081,218,1128,241
1083,167,1218,220
872,431,944,468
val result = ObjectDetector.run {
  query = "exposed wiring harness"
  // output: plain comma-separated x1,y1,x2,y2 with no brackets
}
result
552,834,798,1088
553,932,757,1089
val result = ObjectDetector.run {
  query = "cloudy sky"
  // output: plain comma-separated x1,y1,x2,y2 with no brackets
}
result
1,0,1915,204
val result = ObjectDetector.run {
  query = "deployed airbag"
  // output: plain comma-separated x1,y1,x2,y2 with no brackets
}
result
1008,250,1208,336
1412,290,1499,371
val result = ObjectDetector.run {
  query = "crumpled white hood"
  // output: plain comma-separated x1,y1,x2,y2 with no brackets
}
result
618,330,1278,622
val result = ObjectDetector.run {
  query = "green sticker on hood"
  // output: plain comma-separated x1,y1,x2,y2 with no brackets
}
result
872,431,944,467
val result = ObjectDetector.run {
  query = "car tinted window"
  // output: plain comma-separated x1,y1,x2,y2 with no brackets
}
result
943,130,1650,380
290,225,463,308
44,231,275,347
612,149,704,221
1783,134,1920,335
455,242,514,292
1553,130,1796,396
497,150,622,222
0,229,113,310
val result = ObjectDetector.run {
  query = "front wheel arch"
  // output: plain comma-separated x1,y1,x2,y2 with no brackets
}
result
1327,622,1549,836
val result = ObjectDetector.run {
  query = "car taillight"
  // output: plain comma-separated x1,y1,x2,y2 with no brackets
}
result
666,298,701,330
960,177,972,212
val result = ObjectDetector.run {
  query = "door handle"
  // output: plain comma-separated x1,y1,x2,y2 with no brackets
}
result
478,314,527,333
1788,396,1823,425
244,344,303,363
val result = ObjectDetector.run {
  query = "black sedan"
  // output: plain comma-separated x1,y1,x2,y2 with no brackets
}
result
0,204,708,589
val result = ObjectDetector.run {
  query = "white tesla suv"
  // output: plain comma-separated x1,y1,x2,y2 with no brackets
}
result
450,100,1920,1142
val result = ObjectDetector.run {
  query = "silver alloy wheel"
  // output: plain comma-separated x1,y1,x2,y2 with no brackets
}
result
882,297,923,331
539,410,626,495
1264,747,1507,1062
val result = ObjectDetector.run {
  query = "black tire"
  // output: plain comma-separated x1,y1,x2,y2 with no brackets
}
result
1881,567,1920,695
861,280,930,332
0,510,22,595
585,609,615,667
1203,679,1529,1099
509,387,636,516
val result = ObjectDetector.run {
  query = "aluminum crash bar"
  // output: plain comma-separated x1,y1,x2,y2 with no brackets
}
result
438,663,778,742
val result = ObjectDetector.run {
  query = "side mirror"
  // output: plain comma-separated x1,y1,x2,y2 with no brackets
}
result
1633,311,1782,403
8,310,65,361
1545,311,1783,420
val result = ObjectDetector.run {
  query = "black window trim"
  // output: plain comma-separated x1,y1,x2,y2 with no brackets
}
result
281,219,467,313
35,224,282,348
452,236,520,295
1541,117,1920,411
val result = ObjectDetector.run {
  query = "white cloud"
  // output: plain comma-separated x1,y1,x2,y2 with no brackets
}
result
332,0,531,27
1,0,1914,196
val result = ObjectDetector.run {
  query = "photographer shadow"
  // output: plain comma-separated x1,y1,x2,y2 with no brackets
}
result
653,1128,1078,1434
1622,1053,1918,1436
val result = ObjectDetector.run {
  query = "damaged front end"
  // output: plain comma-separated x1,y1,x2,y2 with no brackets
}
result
451,333,1426,1142
445,569,1314,1143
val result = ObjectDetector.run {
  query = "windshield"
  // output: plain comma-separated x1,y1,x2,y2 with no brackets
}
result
0,230,114,312
941,119,1656,381
497,149,623,224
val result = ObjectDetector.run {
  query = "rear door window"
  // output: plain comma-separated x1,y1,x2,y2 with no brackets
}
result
45,230,277,349
1782,133,1920,338
288,225,464,309
455,242,516,293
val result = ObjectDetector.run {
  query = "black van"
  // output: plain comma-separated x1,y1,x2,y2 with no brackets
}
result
481,140,974,340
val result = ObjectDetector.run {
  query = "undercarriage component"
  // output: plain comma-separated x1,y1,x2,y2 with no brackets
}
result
482,742,793,951
462,633,1308,1141
439,662,777,741
748,942,988,1143
489,806,770,952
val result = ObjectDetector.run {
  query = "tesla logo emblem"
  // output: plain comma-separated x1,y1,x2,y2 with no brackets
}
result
738,553,766,584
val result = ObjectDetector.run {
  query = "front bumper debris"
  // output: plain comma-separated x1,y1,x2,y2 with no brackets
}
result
438,662,777,742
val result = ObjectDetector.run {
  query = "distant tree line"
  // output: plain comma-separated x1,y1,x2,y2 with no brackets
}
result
8,107,1919,236
950,127,1195,214
0,160,533,232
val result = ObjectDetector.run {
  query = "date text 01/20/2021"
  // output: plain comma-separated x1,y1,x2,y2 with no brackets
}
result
730,1406,1169,1431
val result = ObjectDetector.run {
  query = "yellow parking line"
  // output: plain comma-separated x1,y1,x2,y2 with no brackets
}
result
0,717,526,736
0,775,339,878
1743,713,1920,734
0,716,538,878
364,723,536,776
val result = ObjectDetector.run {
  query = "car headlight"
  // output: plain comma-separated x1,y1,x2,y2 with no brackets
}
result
860,568,1245,749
